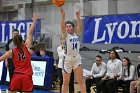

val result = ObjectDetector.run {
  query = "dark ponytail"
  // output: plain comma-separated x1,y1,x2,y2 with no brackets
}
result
13,35,23,52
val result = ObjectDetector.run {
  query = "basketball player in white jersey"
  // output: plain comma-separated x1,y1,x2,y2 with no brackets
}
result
60,8,86,93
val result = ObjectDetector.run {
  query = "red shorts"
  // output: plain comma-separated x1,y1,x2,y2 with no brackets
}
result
9,74,33,92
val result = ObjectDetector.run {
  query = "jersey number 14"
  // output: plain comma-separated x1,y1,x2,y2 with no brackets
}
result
73,43,78,50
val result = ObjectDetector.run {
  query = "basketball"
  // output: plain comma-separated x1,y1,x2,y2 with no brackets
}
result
52,0,65,7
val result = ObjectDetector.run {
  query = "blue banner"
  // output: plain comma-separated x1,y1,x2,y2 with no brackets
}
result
0,19,41,43
83,14,140,44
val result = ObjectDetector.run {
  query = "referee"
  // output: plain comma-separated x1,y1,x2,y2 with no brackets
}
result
5,29,19,81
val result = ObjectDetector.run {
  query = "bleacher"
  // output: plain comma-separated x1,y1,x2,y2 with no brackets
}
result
80,44,140,70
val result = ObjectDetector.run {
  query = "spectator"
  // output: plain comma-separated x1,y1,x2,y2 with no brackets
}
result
117,57,136,93
97,49,122,93
85,55,106,93
39,48,49,58
30,47,37,57
130,56,140,93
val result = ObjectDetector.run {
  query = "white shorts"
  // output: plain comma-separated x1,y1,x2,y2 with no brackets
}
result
62,54,82,73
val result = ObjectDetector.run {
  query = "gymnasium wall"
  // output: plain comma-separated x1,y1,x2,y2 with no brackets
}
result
1,0,140,61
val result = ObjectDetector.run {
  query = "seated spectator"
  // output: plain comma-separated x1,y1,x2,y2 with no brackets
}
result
117,57,136,93
85,55,106,93
39,48,49,58
130,56,140,93
30,47,37,57
97,50,122,93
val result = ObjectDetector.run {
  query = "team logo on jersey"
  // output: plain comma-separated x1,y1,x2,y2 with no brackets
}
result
69,37,79,42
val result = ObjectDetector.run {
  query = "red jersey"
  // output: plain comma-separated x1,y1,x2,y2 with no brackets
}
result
12,44,33,76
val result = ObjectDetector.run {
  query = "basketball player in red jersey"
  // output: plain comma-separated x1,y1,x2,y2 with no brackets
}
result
0,15,38,93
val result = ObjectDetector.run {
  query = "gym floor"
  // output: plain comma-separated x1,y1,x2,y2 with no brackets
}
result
0,84,58,93
0,83,95,93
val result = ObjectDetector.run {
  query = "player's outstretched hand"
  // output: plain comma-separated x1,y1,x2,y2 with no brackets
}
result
60,8,65,18
32,14,38,22
76,10,81,18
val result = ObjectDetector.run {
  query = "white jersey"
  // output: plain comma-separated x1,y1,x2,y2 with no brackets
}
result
64,33,80,55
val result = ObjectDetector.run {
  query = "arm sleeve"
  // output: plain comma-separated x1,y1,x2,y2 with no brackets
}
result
124,65,136,80
117,60,122,76
94,63,107,78
91,63,95,75
106,61,109,77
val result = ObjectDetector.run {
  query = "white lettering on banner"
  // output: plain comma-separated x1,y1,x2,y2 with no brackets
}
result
17,22,25,32
26,22,32,31
106,22,118,44
130,21,140,38
1,23,6,42
117,21,129,39
18,22,27,40
0,21,32,42
9,23,16,39
92,18,140,44
21,33,26,40
92,18,106,43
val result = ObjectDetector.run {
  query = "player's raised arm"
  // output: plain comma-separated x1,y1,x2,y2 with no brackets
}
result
60,8,67,38
25,15,38,48
76,10,82,35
